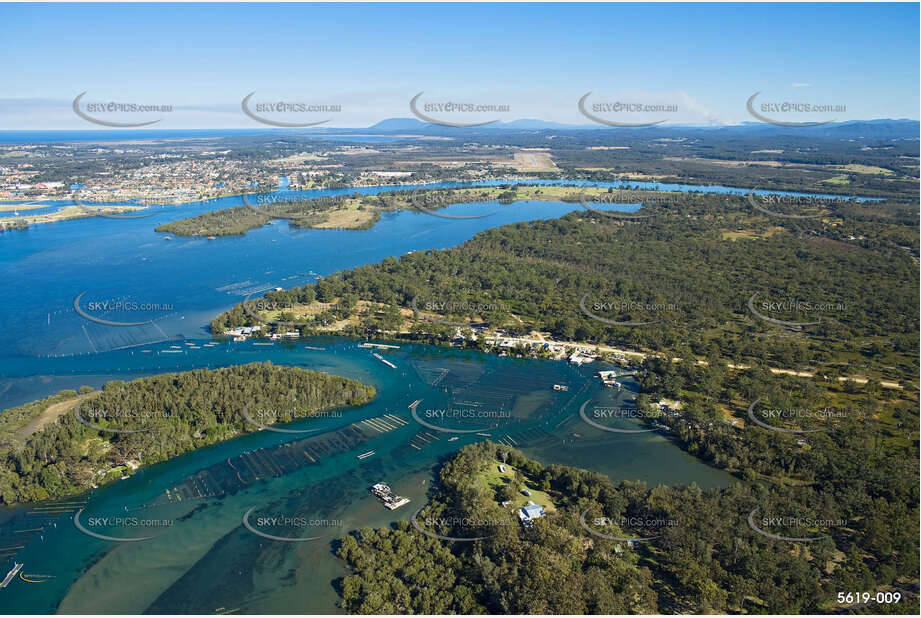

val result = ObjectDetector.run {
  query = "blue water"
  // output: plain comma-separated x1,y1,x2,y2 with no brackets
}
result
0,179,878,404
0,338,733,614
0,202,60,217
0,179,877,613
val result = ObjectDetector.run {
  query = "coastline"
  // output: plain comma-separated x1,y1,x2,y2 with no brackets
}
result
0,365,377,508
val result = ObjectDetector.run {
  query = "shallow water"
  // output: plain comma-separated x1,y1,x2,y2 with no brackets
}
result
1,178,861,612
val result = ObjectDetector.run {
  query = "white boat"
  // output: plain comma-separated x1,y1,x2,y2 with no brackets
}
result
372,353,396,369
1,563,23,589
370,483,410,510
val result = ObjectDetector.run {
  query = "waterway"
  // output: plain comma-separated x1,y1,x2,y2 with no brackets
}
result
0,179,865,612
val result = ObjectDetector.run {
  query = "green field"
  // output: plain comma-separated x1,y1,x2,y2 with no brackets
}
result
474,459,557,513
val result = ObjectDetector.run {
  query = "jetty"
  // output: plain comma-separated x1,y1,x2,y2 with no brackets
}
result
1,563,23,588
358,342,400,350
372,353,396,369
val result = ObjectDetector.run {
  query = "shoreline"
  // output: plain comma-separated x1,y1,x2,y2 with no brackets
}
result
0,365,377,508
0,175,892,231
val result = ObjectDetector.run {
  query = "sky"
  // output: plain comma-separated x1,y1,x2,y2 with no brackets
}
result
0,2,918,129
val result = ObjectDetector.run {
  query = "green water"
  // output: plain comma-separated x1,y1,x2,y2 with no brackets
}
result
0,340,730,614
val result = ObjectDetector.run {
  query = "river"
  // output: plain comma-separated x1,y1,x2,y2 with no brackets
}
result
0,179,860,613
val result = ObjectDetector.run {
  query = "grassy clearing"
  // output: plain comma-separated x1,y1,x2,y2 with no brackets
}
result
833,164,894,175
475,459,557,513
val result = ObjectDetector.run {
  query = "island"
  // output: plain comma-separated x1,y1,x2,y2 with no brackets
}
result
153,185,665,236
0,362,375,505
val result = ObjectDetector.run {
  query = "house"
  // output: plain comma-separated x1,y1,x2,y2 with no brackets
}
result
498,464,506,473
521,488,532,497
518,502,545,525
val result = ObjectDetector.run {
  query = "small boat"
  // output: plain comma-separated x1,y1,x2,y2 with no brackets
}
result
448,437,459,442
370,483,410,509
372,353,396,369
1,563,23,589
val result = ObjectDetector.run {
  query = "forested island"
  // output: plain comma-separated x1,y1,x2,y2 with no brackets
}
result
0,363,375,505
336,442,918,614
156,185,627,236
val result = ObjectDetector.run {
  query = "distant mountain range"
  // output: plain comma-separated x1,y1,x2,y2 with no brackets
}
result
368,117,920,138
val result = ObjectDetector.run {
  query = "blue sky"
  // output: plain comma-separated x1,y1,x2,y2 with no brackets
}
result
1,2,918,129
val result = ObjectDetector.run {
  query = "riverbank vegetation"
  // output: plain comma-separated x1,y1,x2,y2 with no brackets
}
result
0,363,375,505
212,192,917,384
336,441,918,614
156,185,643,236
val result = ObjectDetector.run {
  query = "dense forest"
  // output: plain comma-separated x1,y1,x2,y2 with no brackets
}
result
635,357,917,484
0,362,375,504
212,190,918,383
336,441,918,614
